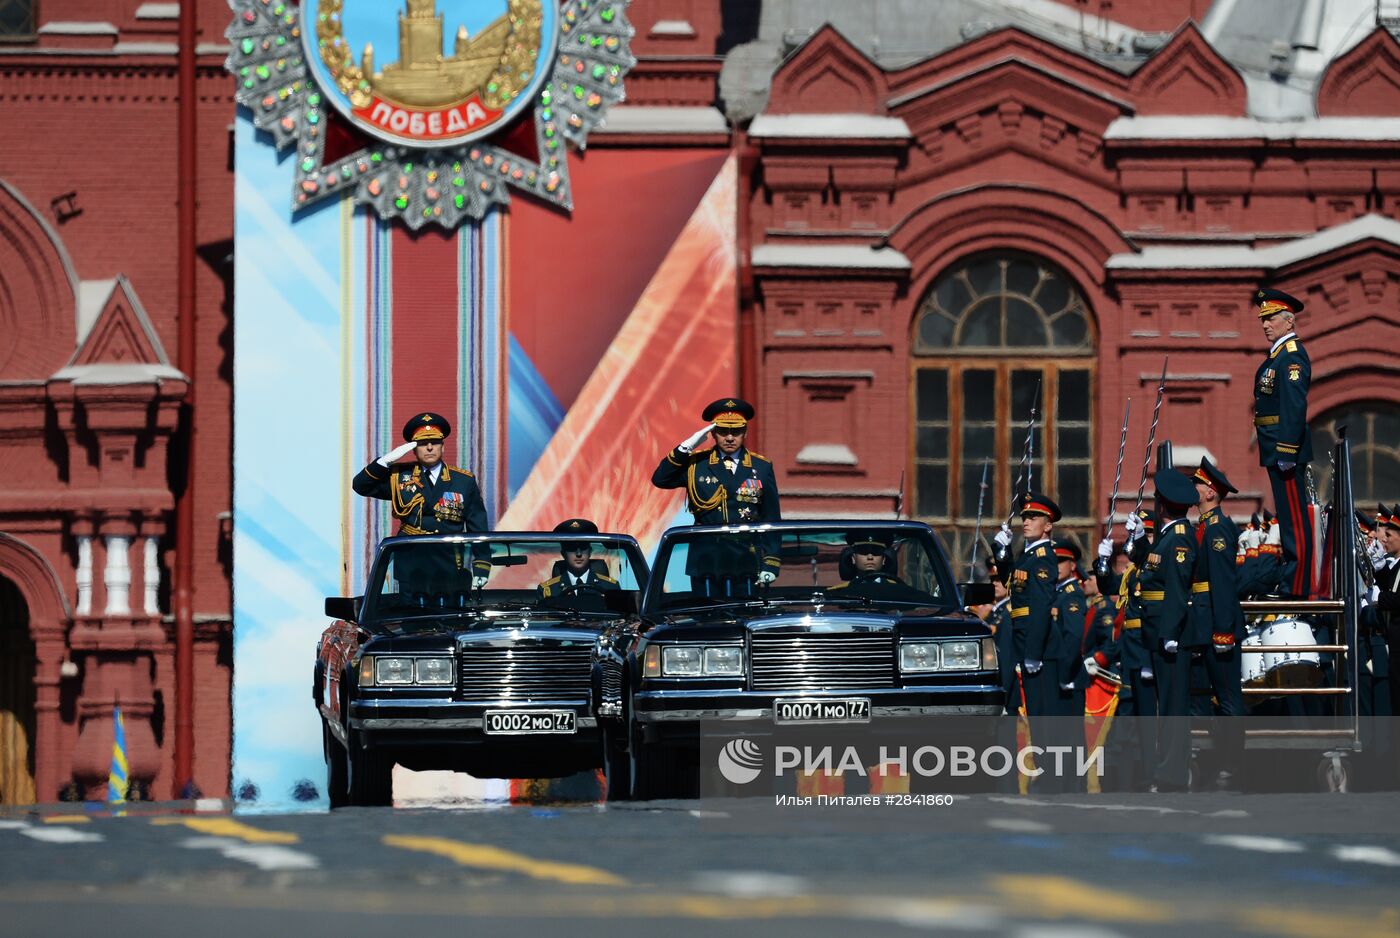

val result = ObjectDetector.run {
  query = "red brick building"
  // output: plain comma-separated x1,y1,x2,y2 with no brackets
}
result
2,0,1398,801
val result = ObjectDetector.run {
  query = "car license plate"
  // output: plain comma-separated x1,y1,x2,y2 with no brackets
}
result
773,698,871,725
482,710,577,735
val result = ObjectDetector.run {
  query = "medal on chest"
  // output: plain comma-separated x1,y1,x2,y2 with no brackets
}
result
1258,368,1275,395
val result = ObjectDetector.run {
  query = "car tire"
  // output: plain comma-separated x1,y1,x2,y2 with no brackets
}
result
601,720,631,801
324,721,349,809
346,727,393,807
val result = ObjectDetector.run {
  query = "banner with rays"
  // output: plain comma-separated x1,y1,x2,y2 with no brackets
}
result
232,108,737,805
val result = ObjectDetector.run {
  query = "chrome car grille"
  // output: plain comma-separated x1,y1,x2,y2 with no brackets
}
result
749,633,895,691
457,646,592,701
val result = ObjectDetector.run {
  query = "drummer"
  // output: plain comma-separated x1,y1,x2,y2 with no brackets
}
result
1190,457,1247,789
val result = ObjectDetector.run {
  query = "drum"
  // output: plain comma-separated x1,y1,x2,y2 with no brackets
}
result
1085,670,1122,717
1258,617,1322,688
1241,625,1269,686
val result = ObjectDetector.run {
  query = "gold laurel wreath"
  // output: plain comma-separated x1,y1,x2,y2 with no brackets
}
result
315,0,544,112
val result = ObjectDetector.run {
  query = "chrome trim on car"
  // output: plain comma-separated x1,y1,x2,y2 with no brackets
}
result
635,704,1003,722
351,716,599,731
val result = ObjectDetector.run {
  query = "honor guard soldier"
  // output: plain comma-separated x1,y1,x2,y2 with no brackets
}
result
984,554,1017,710
352,413,490,592
1253,288,1314,598
1356,507,1395,778
652,398,782,590
540,519,619,603
1369,506,1400,684
997,493,1068,790
1095,509,1159,790
1141,469,1199,791
1190,458,1247,788
1051,540,1091,716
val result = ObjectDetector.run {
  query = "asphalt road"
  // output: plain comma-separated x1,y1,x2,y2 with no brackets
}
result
4,789,1400,937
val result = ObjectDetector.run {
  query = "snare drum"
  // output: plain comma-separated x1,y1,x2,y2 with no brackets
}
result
1241,625,1269,686
1259,617,1322,688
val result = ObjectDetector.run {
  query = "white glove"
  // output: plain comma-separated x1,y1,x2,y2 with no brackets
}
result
1141,667,1155,683
1083,656,1100,677
677,424,715,453
472,574,489,590
1096,536,1114,560
758,570,776,585
1163,640,1179,654
1265,523,1281,548
1060,682,1074,691
1367,539,1387,570
1023,659,1042,675
1125,513,1144,542
1368,584,1381,605
1246,526,1265,550
993,523,1013,550
377,441,418,467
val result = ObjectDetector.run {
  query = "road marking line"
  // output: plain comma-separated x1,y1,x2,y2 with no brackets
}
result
41,815,92,824
151,817,299,844
1202,834,1304,853
1235,905,1400,938
1016,927,1130,938
693,871,809,898
688,810,729,818
0,821,31,829
20,827,105,844
194,799,226,812
1330,845,1400,867
986,818,1052,833
992,876,1173,924
382,834,627,886
179,836,320,871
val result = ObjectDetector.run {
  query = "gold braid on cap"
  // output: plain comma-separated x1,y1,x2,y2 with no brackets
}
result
1257,299,1292,318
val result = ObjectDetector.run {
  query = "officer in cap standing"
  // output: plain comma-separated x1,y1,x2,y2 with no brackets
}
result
1190,457,1247,788
1253,288,1314,598
1141,469,1199,791
352,412,490,591
652,398,782,592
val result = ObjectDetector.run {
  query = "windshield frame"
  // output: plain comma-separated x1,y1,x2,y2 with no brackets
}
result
362,532,649,623
641,521,959,616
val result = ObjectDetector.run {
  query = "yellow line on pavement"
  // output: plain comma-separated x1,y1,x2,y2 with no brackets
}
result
382,834,626,886
993,875,1173,923
41,816,91,824
1236,906,1400,938
150,817,299,844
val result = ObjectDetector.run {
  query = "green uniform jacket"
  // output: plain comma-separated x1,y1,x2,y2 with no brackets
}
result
1010,539,1059,664
652,446,782,569
1253,335,1312,466
1139,519,1196,650
1190,507,1246,647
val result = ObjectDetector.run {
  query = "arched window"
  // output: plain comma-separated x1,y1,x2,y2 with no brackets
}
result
911,253,1096,565
1310,402,1400,510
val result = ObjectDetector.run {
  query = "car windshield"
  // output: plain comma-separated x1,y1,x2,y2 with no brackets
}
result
648,525,954,613
364,536,646,620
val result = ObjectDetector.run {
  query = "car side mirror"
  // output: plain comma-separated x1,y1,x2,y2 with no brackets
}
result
325,596,360,622
959,582,995,606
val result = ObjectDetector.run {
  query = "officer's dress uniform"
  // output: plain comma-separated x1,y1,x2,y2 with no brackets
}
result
1142,516,1197,790
1356,544,1396,778
1190,504,1247,777
1253,290,1314,598
651,445,781,587
1099,555,1158,791
540,565,620,600
989,595,1015,707
1053,575,1090,718
1010,537,1070,790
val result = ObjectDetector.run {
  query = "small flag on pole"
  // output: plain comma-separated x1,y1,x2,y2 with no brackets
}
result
108,706,129,803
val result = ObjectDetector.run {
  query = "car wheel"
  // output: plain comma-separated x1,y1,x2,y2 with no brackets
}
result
346,727,393,807
601,720,630,801
324,721,349,809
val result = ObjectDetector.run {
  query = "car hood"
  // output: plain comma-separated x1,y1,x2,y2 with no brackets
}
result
643,606,989,640
363,613,613,650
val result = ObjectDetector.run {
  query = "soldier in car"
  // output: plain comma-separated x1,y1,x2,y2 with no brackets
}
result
540,518,620,603
828,532,929,602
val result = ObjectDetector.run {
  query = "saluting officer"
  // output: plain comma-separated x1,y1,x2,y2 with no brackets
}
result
1190,457,1247,788
1253,288,1314,598
652,398,782,589
352,412,490,591
1141,469,1199,792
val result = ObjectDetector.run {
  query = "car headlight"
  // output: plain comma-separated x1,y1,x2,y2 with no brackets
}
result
900,643,940,672
940,640,981,670
981,637,998,671
375,657,414,685
703,646,743,676
662,646,702,676
415,657,454,685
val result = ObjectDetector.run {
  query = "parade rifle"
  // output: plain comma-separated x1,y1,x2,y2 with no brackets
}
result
1094,397,1132,577
1130,357,1169,521
969,457,989,581
996,378,1041,563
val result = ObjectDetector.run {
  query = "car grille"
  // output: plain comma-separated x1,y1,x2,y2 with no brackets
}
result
750,633,895,691
457,646,592,701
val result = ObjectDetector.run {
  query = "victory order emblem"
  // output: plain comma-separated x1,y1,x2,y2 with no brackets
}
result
226,0,635,227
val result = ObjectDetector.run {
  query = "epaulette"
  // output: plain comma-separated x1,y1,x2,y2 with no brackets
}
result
1285,339,1298,353
1035,546,1048,558
748,452,771,463
597,574,617,584
828,582,848,591
542,576,561,587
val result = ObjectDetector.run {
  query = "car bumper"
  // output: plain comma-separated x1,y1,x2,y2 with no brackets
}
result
343,698,598,738
632,686,1004,728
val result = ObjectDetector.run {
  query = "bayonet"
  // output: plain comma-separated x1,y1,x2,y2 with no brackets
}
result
1131,357,1169,519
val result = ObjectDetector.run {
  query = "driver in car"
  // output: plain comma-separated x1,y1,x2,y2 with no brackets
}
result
539,519,619,601
828,533,928,602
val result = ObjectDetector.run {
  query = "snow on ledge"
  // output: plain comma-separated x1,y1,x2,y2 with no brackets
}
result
649,19,696,37
1107,215,1400,271
753,244,912,271
37,21,118,35
748,114,912,140
796,444,859,466
1106,116,1400,142
135,3,180,19
593,106,728,135
51,363,188,385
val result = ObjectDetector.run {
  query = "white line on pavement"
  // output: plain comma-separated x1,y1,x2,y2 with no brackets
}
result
688,810,729,819
987,818,1052,833
1016,927,1130,938
693,871,809,898
1202,834,1305,853
179,836,320,871
1330,845,1400,867
0,821,30,830
19,827,105,844
987,796,1250,818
